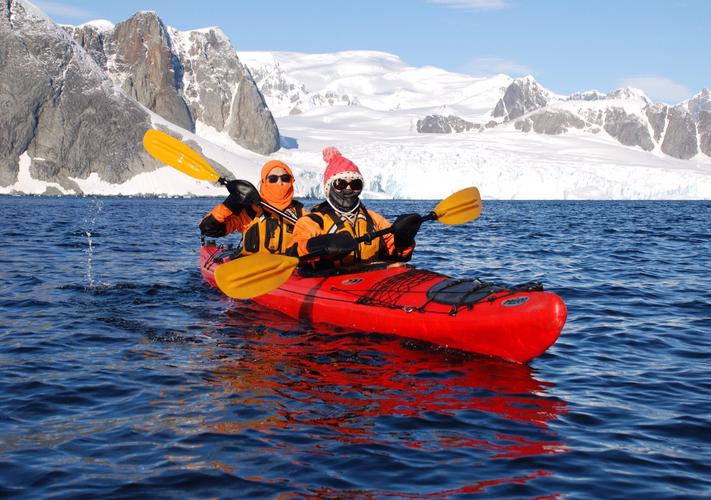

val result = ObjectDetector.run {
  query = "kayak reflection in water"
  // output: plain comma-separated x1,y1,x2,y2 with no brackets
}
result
192,313,568,493
199,160,307,256
292,147,423,269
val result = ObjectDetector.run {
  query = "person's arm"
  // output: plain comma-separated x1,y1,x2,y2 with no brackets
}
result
291,215,325,256
199,180,260,237
199,204,254,237
369,210,416,261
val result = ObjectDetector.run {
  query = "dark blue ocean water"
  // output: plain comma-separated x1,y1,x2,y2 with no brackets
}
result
1,196,710,498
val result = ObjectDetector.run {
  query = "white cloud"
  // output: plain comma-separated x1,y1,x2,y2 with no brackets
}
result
463,57,532,77
427,0,508,11
33,1,96,20
618,76,692,105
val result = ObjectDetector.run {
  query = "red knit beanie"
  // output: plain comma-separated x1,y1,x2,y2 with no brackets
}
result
322,147,364,197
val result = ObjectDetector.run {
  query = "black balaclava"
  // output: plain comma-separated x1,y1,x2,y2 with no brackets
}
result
328,181,361,213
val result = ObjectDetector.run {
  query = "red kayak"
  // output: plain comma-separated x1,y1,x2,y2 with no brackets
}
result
200,242,566,363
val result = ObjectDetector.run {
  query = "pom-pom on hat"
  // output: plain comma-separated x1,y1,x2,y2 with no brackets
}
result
322,147,364,197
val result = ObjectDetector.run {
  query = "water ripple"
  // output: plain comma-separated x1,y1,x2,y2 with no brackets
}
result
1,197,710,497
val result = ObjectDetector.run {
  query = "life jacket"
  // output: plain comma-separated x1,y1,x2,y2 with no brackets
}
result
242,201,304,256
307,201,387,266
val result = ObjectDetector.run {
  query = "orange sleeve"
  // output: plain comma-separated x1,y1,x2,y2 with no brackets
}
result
291,215,325,256
368,209,414,258
209,203,232,222
209,203,257,236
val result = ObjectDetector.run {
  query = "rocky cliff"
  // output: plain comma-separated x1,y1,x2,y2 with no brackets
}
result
453,76,711,161
0,1,281,193
66,11,279,155
492,76,555,122
416,115,481,134
0,0,160,192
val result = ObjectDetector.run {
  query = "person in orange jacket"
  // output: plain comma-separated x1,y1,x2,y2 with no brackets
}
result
291,147,423,268
199,160,306,255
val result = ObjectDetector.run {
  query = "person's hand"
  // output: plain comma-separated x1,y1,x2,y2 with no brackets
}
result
223,180,260,211
306,232,357,257
391,213,423,249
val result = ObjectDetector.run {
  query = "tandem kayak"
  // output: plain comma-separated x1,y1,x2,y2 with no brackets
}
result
200,242,567,363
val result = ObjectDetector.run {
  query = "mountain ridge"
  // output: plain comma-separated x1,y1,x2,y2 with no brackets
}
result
1,1,710,199
242,50,710,162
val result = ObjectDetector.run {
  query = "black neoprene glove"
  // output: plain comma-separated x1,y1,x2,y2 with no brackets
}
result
391,213,423,249
223,180,260,212
306,232,358,257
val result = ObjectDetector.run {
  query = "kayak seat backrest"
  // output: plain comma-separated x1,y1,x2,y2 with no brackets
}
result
425,278,506,306
213,249,240,264
206,247,241,266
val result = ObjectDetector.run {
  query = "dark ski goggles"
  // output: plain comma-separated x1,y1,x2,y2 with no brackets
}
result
267,173,292,183
332,178,363,191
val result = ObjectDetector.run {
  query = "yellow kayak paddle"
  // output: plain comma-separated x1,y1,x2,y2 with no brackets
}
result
142,128,297,223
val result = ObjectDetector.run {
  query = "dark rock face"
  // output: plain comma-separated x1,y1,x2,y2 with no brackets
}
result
697,110,711,157
0,0,160,190
497,79,711,159
492,77,550,121
68,23,107,68
515,110,585,135
226,75,281,153
69,12,279,155
176,27,279,154
645,104,668,142
178,28,235,129
514,120,531,133
109,12,194,131
661,107,698,159
604,107,654,151
684,88,711,119
417,115,480,133
69,16,194,131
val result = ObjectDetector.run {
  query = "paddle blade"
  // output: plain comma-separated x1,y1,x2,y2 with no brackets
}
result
433,187,482,225
143,129,220,182
214,253,299,299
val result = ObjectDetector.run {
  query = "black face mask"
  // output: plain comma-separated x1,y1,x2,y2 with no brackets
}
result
328,187,361,212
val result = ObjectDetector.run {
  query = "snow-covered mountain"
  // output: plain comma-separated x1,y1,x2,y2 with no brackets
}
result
236,51,711,199
244,51,711,163
0,0,161,193
66,11,279,155
240,51,511,120
2,1,711,199
0,0,279,196
492,79,711,160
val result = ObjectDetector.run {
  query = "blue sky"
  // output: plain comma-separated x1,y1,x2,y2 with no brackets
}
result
35,0,709,104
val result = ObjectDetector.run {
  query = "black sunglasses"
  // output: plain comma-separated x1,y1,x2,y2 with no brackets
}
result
332,178,363,191
267,173,292,183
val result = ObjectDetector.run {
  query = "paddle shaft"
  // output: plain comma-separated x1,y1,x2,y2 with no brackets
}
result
355,210,436,243
217,177,298,224
300,210,437,261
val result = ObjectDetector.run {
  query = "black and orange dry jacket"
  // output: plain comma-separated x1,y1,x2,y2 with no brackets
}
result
200,201,305,256
291,201,413,267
